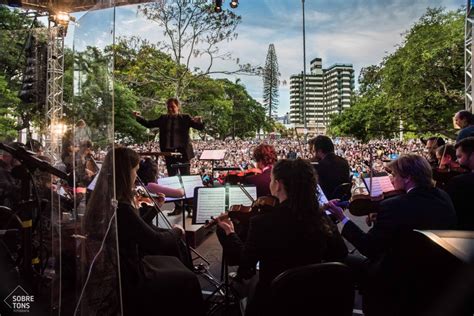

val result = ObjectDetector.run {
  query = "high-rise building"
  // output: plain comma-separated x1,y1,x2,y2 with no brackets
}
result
289,58,354,134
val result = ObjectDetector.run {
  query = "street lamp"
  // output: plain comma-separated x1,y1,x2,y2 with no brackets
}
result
302,0,307,139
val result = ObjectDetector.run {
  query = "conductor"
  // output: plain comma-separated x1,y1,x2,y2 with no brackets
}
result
133,97,204,176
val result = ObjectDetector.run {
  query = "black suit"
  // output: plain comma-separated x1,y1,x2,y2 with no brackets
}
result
226,200,348,316
445,172,474,230
314,152,351,200
136,114,204,175
342,186,457,260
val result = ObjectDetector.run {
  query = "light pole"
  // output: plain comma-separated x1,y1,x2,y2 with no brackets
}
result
302,0,307,139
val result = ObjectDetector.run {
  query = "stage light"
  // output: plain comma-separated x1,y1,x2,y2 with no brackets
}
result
214,0,222,13
230,0,239,8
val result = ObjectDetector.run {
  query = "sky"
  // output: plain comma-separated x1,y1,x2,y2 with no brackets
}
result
65,0,463,116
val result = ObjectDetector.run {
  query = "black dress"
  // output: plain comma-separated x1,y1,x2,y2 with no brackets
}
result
116,202,204,315
225,200,348,316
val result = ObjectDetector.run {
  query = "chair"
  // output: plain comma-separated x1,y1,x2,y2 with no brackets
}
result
271,262,355,316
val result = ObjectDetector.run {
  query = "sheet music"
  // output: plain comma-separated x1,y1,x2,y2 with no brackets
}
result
86,166,102,191
228,186,257,207
363,175,395,197
157,175,203,201
195,187,226,224
317,184,329,206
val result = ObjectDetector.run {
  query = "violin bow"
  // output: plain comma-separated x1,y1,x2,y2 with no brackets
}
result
237,183,256,204
438,145,447,169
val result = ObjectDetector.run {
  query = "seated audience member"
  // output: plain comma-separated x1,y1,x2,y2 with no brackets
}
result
446,137,474,230
308,135,351,200
218,159,348,316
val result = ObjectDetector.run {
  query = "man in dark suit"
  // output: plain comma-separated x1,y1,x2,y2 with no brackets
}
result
133,98,204,176
327,154,456,315
328,154,457,260
308,135,351,200
133,97,204,215
446,137,474,230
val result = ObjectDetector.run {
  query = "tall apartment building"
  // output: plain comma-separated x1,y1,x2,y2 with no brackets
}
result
289,58,354,134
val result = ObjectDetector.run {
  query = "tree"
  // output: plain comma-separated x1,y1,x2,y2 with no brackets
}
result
329,7,464,140
0,7,46,134
262,43,280,118
138,0,253,97
0,74,20,140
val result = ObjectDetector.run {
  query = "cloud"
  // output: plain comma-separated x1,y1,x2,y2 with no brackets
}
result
64,0,462,116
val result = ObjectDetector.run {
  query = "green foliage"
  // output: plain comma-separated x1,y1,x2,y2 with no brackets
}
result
138,0,242,96
329,7,464,141
263,43,280,118
0,74,20,140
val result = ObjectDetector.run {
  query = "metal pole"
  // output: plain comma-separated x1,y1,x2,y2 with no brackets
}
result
302,0,307,139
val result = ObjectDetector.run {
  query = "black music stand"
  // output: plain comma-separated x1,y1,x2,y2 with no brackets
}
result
199,150,226,185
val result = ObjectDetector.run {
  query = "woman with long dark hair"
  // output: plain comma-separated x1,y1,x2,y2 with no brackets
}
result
217,158,347,316
83,147,203,315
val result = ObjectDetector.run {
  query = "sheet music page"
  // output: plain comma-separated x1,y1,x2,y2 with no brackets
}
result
228,186,257,206
195,187,226,224
363,176,395,197
317,184,329,206
157,175,203,201
181,175,204,199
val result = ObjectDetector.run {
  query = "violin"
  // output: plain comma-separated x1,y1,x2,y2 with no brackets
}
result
348,189,405,216
204,195,278,229
226,168,262,185
133,186,165,208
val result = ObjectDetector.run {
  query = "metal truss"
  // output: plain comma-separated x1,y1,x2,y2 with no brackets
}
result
44,21,66,160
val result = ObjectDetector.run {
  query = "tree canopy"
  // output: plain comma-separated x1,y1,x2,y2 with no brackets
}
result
329,7,464,141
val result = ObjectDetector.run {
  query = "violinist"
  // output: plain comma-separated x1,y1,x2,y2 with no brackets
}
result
327,154,456,261
244,144,277,197
445,137,474,230
84,147,204,315
432,144,466,189
217,159,347,316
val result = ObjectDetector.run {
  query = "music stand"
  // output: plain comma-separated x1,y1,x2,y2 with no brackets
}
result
200,150,226,184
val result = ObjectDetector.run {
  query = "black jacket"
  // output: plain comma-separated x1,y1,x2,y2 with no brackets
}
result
445,172,474,230
226,200,348,315
314,152,351,200
342,186,457,260
136,114,204,160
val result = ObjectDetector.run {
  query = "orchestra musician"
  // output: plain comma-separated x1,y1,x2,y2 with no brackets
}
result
244,144,277,197
424,136,445,166
308,135,351,200
445,137,474,230
327,154,457,315
432,144,466,190
137,157,184,198
133,97,204,216
454,110,474,143
327,154,456,261
217,158,348,316
84,147,203,315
